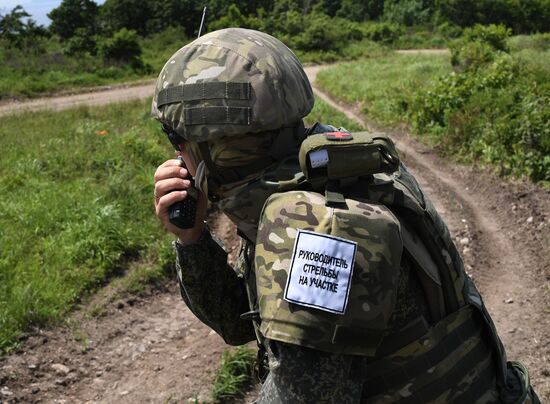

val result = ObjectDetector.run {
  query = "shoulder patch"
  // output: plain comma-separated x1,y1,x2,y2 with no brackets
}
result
284,229,357,314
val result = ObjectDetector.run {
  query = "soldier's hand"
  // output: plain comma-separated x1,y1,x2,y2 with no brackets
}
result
154,159,208,244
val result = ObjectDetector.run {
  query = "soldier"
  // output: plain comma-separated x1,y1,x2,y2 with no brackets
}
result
152,28,539,403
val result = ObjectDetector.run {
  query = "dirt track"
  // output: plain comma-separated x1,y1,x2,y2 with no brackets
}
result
0,65,548,403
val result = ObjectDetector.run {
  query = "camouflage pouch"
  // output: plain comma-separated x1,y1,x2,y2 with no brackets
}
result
255,190,403,356
298,131,399,186
502,361,541,404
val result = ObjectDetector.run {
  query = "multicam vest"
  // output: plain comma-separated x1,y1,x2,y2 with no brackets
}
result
219,126,537,403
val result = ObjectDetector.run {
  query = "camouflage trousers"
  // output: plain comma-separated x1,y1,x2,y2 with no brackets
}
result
256,342,363,403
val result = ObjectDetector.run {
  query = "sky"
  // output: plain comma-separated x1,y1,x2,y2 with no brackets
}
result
0,0,105,26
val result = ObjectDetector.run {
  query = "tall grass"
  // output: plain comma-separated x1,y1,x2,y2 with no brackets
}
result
0,99,175,352
316,53,451,126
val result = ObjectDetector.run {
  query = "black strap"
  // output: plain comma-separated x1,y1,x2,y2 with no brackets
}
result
268,121,306,160
157,82,251,107
184,106,251,126
325,180,346,207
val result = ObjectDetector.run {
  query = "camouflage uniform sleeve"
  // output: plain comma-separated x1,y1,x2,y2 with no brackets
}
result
174,231,255,345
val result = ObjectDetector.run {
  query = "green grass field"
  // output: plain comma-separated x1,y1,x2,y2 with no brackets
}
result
316,52,452,126
0,96,362,354
316,47,550,183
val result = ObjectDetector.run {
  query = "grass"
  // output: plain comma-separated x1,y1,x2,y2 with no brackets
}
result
316,53,451,126
316,46,550,183
211,346,256,402
306,96,365,132
0,98,175,353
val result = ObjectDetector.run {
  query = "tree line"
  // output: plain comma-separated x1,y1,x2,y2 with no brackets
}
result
3,0,550,42
1,0,550,70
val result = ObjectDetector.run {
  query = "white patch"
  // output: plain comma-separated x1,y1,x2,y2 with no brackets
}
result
185,66,226,84
268,232,285,244
170,60,176,64
286,227,297,238
309,149,329,168
284,230,356,314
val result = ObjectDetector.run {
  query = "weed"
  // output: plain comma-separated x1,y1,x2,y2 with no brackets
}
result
212,346,256,402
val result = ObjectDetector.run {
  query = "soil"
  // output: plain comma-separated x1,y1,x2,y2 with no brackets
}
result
1,63,548,403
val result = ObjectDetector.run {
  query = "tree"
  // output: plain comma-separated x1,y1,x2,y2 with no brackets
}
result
0,5,48,47
336,0,383,22
48,0,99,39
0,5,29,43
146,0,203,37
384,0,434,26
100,0,150,35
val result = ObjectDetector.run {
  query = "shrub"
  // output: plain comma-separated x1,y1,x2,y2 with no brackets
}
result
64,27,97,56
450,24,512,71
411,52,549,182
462,24,511,52
286,13,363,53
362,22,403,44
98,28,143,68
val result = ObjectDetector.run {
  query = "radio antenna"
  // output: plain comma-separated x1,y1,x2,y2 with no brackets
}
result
197,7,207,38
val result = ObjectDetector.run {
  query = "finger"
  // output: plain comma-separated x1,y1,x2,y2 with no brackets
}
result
154,178,191,199
158,158,183,169
156,190,187,216
154,165,189,182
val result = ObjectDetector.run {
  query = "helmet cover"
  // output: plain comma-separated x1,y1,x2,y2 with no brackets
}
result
151,28,314,142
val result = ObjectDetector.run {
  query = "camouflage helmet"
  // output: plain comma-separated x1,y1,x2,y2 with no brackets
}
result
151,28,314,142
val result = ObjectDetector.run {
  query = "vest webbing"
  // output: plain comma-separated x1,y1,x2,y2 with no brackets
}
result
362,306,499,403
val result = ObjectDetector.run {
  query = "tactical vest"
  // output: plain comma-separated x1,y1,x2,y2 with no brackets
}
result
220,126,538,403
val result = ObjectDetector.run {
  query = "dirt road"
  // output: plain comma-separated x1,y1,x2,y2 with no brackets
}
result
0,65,548,403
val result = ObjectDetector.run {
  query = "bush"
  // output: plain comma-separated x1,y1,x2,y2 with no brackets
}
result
64,27,97,56
411,52,550,182
362,22,403,44
98,28,143,68
450,24,512,71
450,40,496,71
413,54,518,129
462,24,511,52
